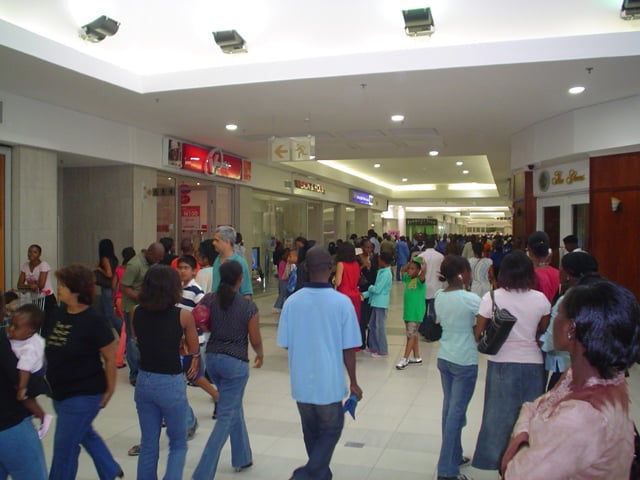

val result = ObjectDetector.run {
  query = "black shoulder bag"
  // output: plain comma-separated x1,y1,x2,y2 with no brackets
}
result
477,290,517,355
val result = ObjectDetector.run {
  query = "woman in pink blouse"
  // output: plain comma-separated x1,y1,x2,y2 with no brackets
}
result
501,279,639,479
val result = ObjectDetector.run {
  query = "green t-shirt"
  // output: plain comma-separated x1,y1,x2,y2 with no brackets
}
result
121,253,151,313
403,272,426,322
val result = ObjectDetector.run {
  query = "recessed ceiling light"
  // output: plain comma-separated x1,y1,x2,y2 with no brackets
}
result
374,163,381,168
196,182,201,185
456,161,463,166
568,86,585,95
167,177,172,180
225,123,238,131
391,114,405,122
429,150,439,156
402,178,408,182
462,170,469,174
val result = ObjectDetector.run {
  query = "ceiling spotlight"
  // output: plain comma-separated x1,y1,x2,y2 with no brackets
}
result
568,86,585,95
402,178,408,182
462,170,469,174
80,16,120,43
621,0,640,19
225,124,238,131
391,114,405,122
402,7,435,37
213,30,247,54
456,161,463,166
429,150,439,156
374,163,381,168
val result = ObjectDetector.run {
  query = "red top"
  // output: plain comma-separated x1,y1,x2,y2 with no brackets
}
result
337,261,361,322
534,266,560,303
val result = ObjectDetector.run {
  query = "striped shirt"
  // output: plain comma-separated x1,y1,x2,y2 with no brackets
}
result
179,279,204,312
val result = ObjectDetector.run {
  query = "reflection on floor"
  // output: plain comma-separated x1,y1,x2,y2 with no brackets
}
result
37,282,640,480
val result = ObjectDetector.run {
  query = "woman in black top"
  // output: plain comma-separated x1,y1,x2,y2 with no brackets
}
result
132,265,199,480
95,239,120,332
0,325,48,479
193,260,263,480
45,264,121,480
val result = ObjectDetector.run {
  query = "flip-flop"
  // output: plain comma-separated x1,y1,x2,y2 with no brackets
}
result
128,444,140,456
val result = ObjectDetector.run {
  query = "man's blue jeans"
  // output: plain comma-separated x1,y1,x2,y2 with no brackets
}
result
292,402,344,480
0,416,48,480
135,371,190,480
98,287,122,332
437,359,478,477
50,394,120,480
124,311,140,383
193,353,252,480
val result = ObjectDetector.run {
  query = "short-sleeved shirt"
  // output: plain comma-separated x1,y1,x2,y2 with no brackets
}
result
478,288,551,364
418,248,445,299
206,294,258,362
179,279,204,312
435,289,481,366
211,253,253,296
21,261,54,295
277,284,361,405
121,253,152,313
45,306,115,401
534,266,560,304
10,333,45,373
403,273,426,322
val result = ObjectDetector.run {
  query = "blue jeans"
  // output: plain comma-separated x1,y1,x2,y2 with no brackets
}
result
135,371,191,480
368,307,388,355
0,417,48,480
395,263,406,281
193,353,252,480
472,361,544,470
274,279,288,309
292,402,344,480
437,359,478,477
50,394,120,480
124,311,140,383
99,287,122,332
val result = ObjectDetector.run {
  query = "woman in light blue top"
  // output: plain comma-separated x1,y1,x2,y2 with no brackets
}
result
434,255,480,480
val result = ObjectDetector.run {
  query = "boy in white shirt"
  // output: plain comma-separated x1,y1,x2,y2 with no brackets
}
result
7,304,53,438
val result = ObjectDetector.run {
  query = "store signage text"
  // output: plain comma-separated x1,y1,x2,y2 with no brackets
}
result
164,138,250,181
351,190,374,206
551,169,585,186
294,179,325,194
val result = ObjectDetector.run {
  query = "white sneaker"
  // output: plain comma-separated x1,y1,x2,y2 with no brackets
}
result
39,414,53,439
395,358,408,370
408,357,423,365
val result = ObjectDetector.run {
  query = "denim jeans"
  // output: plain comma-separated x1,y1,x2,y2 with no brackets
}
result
472,361,545,470
395,263,406,281
274,279,288,309
437,359,478,477
291,402,344,480
0,416,48,480
50,394,120,480
99,287,122,332
193,353,252,480
124,311,140,383
135,370,190,480
368,307,388,355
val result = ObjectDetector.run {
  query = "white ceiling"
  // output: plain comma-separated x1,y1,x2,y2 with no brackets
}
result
1,0,640,219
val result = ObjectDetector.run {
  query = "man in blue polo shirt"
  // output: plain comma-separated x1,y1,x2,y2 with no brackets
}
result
277,246,363,480
211,225,253,297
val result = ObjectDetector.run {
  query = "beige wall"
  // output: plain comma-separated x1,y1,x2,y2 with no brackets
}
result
132,167,158,251
11,147,58,287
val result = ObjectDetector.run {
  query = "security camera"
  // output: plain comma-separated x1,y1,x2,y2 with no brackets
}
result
527,164,535,171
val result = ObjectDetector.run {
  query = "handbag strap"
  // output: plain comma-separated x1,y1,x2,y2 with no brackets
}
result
490,288,497,317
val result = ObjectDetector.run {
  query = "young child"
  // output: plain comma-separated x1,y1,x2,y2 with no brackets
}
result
396,256,427,369
7,304,53,438
273,248,290,313
363,251,393,357
177,255,219,406
285,249,298,297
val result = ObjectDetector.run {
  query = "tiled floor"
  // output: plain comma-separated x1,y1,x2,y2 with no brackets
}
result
36,282,640,479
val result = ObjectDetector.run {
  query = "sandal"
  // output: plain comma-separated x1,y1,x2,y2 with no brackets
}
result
128,444,140,456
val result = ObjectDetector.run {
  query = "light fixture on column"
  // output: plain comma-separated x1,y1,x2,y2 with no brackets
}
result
402,8,435,37
80,16,120,43
213,30,247,54
621,0,640,19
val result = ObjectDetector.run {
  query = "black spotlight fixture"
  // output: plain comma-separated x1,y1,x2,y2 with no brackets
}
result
213,30,247,54
80,15,120,43
402,7,435,37
621,0,640,19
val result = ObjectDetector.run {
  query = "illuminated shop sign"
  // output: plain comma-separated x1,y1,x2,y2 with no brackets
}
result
351,190,374,206
294,179,325,194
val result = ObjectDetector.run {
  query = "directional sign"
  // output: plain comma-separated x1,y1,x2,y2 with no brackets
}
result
269,136,315,162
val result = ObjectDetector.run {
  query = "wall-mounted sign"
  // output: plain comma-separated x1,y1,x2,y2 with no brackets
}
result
181,205,201,230
533,159,589,197
163,137,250,181
269,136,315,162
406,218,438,226
294,179,325,194
350,190,374,206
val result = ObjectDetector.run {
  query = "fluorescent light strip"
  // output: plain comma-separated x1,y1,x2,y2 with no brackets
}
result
404,206,509,213
448,183,497,190
318,160,435,190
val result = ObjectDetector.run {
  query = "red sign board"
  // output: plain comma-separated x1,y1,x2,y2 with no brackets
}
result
181,144,243,180
181,205,201,230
